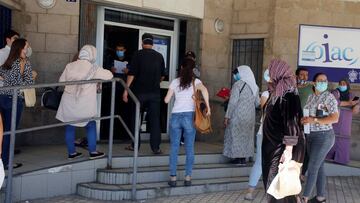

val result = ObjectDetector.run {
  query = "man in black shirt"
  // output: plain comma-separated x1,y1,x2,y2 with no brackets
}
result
123,33,165,154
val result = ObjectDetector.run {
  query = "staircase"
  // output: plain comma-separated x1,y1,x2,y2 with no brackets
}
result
76,154,254,201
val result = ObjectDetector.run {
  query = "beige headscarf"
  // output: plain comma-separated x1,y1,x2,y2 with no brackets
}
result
62,45,99,97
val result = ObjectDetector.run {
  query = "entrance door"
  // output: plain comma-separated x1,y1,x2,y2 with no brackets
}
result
97,7,179,140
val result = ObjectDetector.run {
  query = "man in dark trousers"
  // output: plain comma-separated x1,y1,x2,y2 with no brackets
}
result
123,33,165,154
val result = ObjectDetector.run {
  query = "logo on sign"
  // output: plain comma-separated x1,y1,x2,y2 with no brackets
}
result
302,34,359,66
348,70,358,82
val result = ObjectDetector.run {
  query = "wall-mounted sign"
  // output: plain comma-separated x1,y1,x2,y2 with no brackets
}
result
37,0,56,9
298,24,360,83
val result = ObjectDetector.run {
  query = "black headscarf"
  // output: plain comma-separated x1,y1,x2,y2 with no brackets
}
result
338,79,350,101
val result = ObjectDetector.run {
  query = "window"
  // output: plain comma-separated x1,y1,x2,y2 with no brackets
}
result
231,39,264,85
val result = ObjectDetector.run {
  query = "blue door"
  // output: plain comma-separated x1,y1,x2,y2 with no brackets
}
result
0,5,12,48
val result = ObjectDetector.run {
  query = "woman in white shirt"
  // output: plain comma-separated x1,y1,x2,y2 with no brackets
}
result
164,58,210,187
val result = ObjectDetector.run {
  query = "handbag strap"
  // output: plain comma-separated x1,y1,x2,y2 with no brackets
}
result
239,83,246,95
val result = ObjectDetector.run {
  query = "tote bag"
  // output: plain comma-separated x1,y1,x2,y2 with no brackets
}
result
23,88,36,107
192,80,212,134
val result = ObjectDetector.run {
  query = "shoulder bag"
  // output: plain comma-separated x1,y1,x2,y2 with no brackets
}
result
192,80,212,134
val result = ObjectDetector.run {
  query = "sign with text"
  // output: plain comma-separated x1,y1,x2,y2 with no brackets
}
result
298,25,360,83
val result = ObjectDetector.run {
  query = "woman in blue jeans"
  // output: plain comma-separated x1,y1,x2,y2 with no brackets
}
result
164,58,210,187
0,38,34,169
302,73,339,203
244,69,270,200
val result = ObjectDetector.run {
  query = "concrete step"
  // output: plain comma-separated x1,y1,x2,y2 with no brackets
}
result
77,176,251,201
97,163,252,184
109,153,229,168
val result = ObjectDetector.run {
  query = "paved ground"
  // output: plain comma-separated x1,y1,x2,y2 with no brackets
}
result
18,176,360,203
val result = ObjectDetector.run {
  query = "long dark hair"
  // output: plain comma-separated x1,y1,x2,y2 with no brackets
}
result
179,58,195,90
3,38,27,70
312,72,327,92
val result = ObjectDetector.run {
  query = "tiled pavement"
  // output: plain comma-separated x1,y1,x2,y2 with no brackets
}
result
21,176,360,203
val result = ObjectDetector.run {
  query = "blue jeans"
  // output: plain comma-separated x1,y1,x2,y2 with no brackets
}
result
169,112,196,177
248,130,263,188
65,121,97,155
303,130,335,197
0,95,23,167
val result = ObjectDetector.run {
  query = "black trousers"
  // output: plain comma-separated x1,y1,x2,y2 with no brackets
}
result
130,93,161,152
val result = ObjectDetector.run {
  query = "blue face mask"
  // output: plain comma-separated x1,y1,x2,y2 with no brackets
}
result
263,69,270,82
233,73,240,81
338,85,347,92
315,82,328,92
116,50,125,58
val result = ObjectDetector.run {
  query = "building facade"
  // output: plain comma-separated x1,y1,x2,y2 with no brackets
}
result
1,0,360,160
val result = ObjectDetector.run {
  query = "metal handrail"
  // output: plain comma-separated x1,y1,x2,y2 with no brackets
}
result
3,78,140,202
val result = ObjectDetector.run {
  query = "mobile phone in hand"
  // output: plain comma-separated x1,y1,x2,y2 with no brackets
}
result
353,96,359,101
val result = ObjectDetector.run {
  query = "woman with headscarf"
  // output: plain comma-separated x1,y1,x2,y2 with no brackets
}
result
326,79,359,165
56,45,113,160
262,59,305,203
223,65,259,165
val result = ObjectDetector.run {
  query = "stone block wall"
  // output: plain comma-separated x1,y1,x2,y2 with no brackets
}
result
12,0,79,84
199,0,234,141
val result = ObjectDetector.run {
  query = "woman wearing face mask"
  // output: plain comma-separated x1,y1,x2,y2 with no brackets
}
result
326,79,359,165
262,59,305,203
223,66,259,165
301,73,339,203
0,38,34,169
56,45,113,160
244,69,269,200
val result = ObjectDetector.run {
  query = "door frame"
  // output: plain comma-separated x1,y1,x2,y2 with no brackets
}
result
96,6,180,137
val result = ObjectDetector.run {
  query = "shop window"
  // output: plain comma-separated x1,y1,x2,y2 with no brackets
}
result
232,39,264,85
0,5,12,48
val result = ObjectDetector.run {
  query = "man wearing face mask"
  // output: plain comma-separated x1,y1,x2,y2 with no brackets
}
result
110,43,129,79
296,68,313,109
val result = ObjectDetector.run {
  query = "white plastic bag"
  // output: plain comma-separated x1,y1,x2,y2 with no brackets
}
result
267,160,302,199
0,160,5,187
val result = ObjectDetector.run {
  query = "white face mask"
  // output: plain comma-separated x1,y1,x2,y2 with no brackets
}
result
26,46,32,58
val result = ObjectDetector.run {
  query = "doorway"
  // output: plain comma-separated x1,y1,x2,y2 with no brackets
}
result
97,7,179,140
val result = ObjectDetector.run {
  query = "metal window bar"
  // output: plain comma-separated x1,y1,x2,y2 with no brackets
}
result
3,78,140,203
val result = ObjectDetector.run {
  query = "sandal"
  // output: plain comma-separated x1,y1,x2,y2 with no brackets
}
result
125,145,134,151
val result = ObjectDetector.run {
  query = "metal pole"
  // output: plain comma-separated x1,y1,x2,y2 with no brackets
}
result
132,99,140,200
107,81,116,169
5,89,18,203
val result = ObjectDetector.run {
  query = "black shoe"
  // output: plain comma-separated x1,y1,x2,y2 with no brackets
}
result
168,180,177,187
310,197,326,203
239,158,247,165
184,180,192,186
230,158,241,164
68,152,83,160
153,149,163,155
14,149,21,155
4,163,23,170
89,151,105,160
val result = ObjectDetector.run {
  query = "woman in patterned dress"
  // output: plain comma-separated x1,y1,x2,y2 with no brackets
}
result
223,65,259,165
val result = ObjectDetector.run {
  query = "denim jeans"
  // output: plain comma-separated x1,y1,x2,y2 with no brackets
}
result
169,112,196,177
248,129,263,188
303,130,335,197
0,95,24,167
65,121,97,155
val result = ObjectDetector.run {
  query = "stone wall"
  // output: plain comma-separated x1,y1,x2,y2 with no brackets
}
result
12,0,79,84
199,0,234,141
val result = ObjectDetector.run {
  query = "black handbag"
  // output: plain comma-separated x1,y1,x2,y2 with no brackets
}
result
41,87,63,110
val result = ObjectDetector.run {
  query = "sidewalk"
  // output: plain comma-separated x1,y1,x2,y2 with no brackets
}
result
19,176,360,203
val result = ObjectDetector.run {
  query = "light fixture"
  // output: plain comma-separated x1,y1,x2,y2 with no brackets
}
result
214,18,225,33
37,0,56,9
